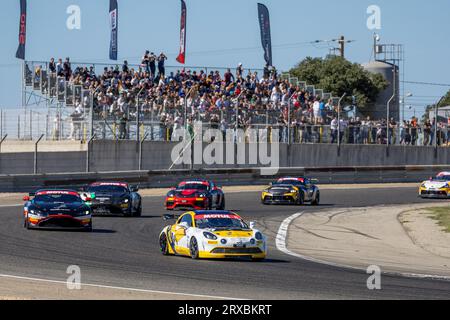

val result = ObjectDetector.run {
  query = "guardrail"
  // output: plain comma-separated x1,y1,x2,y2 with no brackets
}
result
0,165,447,193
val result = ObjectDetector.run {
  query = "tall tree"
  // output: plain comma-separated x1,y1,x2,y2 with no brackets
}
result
289,56,387,112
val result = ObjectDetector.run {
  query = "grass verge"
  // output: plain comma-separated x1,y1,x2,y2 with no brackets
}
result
423,207,450,233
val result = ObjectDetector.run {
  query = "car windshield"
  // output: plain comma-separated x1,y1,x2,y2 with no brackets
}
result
275,179,305,186
34,194,83,205
177,183,208,191
434,175,450,181
87,185,128,193
195,216,249,230
271,184,294,189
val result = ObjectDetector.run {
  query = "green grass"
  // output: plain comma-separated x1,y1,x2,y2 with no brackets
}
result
423,207,450,233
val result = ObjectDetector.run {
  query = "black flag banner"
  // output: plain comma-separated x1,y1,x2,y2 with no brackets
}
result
257,3,272,66
109,0,118,60
176,0,187,64
15,0,27,60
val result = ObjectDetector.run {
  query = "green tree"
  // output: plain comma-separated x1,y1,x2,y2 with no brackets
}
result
423,89,450,121
289,56,387,112
438,90,450,108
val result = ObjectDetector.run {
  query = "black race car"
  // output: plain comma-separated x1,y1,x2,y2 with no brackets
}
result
81,182,142,217
261,177,320,205
23,189,93,231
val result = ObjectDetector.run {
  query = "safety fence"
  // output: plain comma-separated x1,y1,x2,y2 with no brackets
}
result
4,105,450,146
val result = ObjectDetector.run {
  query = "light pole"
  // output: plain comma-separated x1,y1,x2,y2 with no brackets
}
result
399,93,413,145
235,92,244,144
136,87,145,143
184,87,194,143
387,94,395,147
435,96,445,151
401,92,413,122
287,92,295,144
90,86,102,139
337,93,347,148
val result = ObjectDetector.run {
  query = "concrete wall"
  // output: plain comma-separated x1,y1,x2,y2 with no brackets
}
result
0,141,449,174
2,166,450,192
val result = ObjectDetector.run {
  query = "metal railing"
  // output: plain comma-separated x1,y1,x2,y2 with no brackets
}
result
5,104,450,146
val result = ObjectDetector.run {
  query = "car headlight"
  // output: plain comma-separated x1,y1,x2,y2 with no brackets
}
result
29,209,43,216
290,189,296,193
220,239,227,244
250,238,256,245
255,232,263,240
123,198,129,203
85,210,90,215
197,193,206,198
203,232,217,240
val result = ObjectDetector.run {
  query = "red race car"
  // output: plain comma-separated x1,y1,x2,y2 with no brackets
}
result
165,179,225,211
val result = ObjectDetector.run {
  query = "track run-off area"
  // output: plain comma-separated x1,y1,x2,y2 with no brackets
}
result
1,186,450,299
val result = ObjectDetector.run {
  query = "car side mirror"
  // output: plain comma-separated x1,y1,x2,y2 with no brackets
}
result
249,221,256,229
23,195,30,202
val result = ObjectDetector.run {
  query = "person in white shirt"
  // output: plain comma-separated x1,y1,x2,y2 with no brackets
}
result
330,117,338,143
68,102,84,140
313,99,321,124
53,114,61,140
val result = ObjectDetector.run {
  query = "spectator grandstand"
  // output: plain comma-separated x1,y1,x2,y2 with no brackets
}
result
19,53,450,146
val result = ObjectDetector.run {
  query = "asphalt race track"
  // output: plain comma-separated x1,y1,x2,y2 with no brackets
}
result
1,187,450,299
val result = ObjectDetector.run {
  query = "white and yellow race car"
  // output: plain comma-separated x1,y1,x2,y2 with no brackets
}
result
419,172,450,199
159,210,267,261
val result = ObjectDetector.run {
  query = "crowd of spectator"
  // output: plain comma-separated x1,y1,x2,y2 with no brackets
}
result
38,53,450,146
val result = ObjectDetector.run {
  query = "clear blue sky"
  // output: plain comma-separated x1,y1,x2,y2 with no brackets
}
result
1,0,449,117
